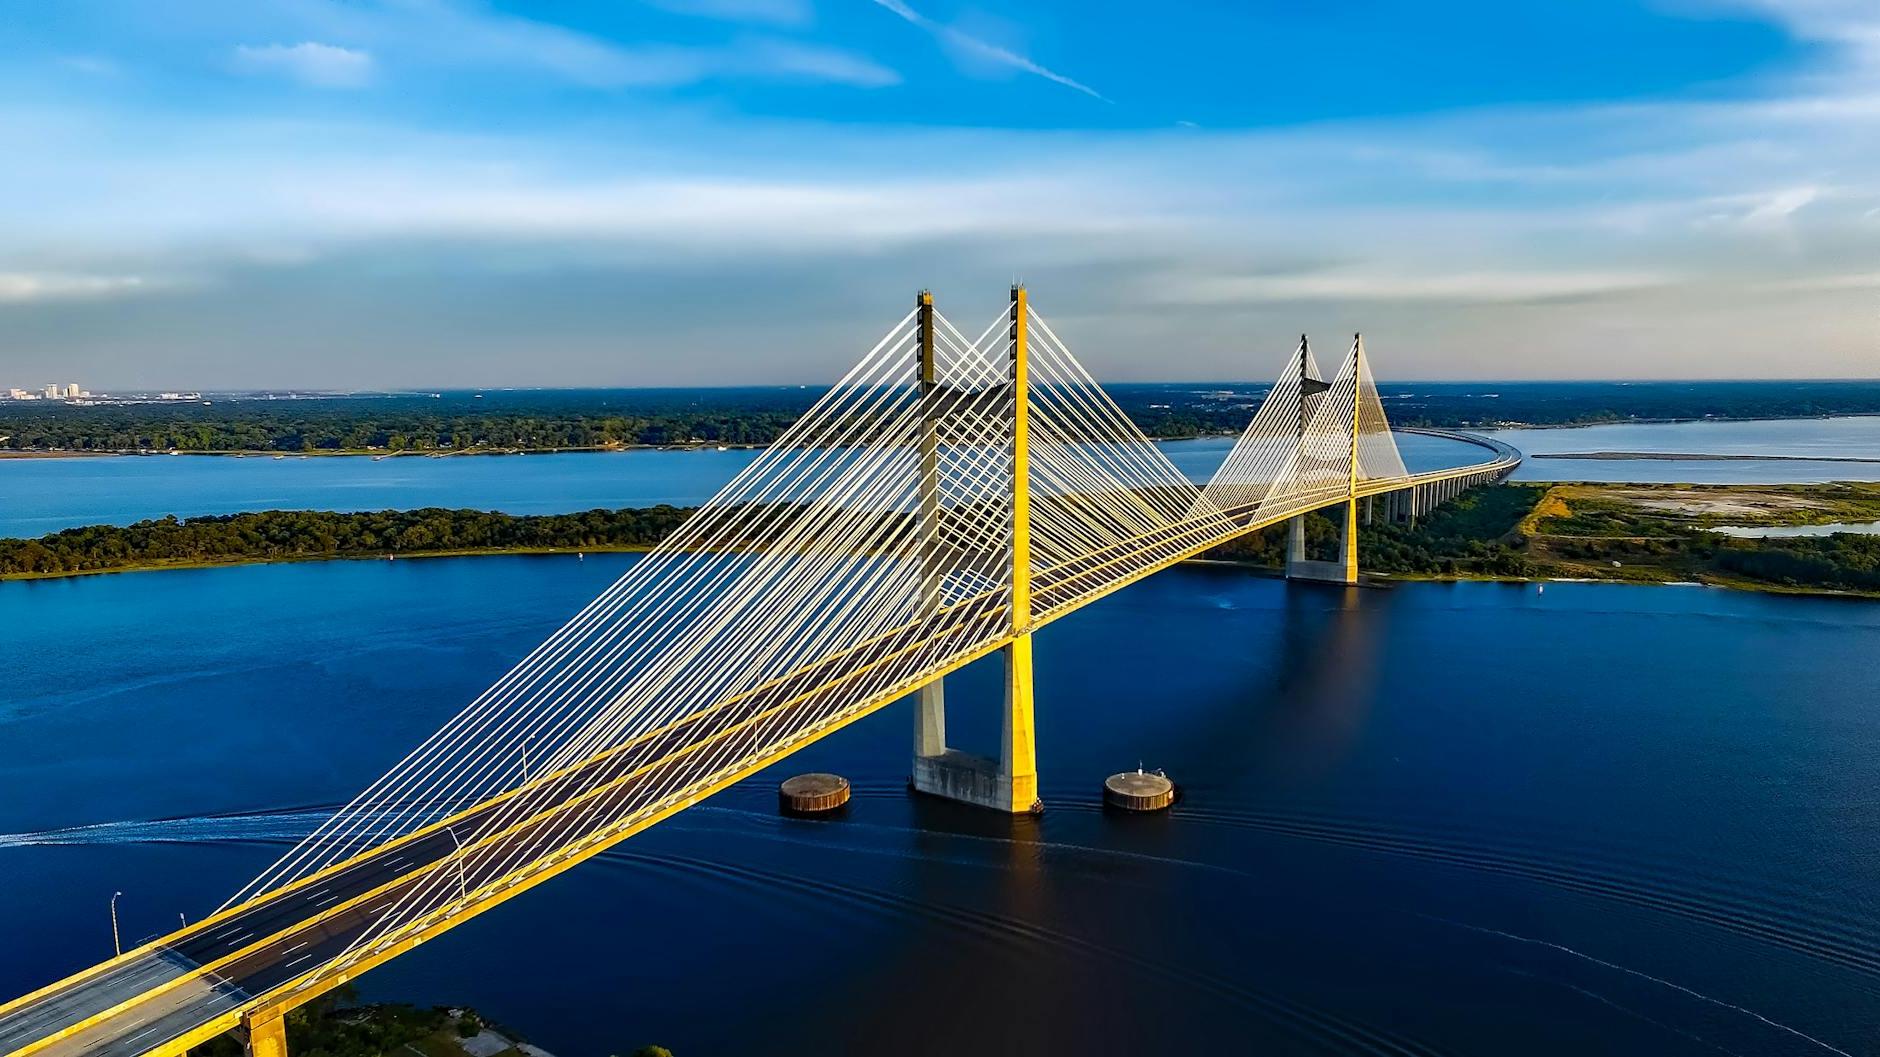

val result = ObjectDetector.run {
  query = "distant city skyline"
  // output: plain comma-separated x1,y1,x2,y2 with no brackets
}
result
4,1,1880,387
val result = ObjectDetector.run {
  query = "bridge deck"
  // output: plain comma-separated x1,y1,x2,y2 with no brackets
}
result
0,441,1518,1057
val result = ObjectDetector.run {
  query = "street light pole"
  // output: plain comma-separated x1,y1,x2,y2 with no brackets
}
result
109,892,123,956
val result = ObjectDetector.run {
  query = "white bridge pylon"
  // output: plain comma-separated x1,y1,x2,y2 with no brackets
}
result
1203,333,1410,521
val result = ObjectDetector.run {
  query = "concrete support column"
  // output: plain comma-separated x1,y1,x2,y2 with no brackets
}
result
1285,514,1307,566
915,681,946,759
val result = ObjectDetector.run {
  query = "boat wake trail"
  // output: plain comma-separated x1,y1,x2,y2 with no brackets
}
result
1431,916,1854,1057
0,811,329,848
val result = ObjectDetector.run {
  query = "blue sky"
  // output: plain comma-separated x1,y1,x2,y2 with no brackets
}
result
2,0,1877,387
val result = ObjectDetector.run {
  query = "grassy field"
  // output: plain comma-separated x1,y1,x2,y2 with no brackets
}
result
1205,481,1880,597
1388,482,1880,595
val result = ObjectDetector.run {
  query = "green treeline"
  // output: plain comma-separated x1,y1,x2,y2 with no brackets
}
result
0,405,801,453
13,379,1880,453
0,507,694,577
188,995,451,1057
1712,535,1880,592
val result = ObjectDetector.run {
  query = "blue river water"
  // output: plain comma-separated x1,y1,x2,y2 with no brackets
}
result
0,433,1476,539
1482,415,1880,484
3,557,1878,1056
8,418,1880,540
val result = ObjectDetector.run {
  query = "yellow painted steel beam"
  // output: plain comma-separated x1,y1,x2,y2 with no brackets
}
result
242,1013,286,1057
1344,335,1364,583
241,618,1031,1027
1009,284,1031,631
25,594,1020,1057
4,438,1520,1057
130,1011,242,1057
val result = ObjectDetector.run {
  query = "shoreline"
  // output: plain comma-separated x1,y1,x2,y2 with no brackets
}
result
1535,451,1880,464
3,409,1880,460
0,434,1242,459
1,544,657,583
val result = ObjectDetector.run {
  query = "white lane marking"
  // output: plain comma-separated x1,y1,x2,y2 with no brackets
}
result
282,941,309,954
284,954,313,968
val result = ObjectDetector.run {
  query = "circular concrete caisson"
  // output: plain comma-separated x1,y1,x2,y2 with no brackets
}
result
779,772,851,815
1103,770,1175,812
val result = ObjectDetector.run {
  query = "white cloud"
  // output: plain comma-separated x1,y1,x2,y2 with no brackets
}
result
232,42,374,88
1758,270,1880,291
642,0,813,27
868,0,1103,99
1695,185,1823,230
0,273,154,303
736,40,899,87
256,1,889,89
1159,270,1675,306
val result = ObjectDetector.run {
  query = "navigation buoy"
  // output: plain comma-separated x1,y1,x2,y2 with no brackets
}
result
779,773,850,815
1104,768,1175,812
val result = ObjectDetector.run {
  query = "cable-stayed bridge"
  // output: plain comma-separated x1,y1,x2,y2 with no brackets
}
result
0,288,1519,1057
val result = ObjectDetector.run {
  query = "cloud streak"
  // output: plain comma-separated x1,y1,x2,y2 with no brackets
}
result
238,1,894,89
0,273,155,304
868,0,1104,99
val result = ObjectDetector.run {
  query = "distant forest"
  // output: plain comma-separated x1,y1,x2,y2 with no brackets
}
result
6,380,1880,453
0,507,692,577
11,488,1879,596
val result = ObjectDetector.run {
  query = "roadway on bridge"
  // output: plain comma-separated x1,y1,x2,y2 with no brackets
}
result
0,299,1521,1057
0,593,1023,1057
0,443,1521,1057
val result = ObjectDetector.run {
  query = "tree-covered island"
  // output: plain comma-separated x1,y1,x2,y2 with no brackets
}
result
6,484,1879,596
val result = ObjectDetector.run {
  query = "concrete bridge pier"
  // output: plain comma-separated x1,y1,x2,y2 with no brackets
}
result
1284,501,1360,585
911,640,1041,814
